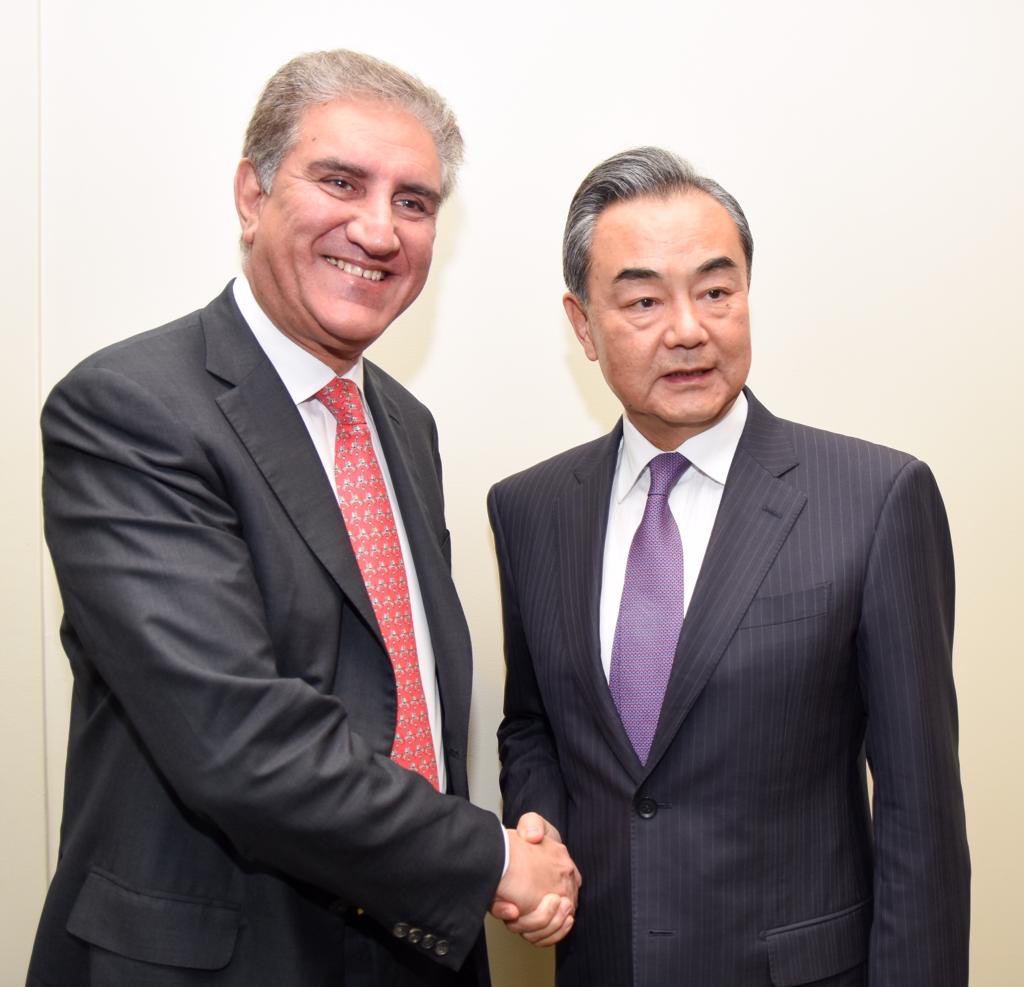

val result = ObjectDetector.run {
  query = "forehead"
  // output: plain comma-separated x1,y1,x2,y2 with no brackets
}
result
287,97,441,188
589,190,745,279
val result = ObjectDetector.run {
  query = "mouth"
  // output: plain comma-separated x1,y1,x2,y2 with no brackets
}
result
324,256,386,282
662,368,712,382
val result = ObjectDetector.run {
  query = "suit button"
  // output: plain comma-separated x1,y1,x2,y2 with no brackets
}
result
407,927,423,944
636,795,658,819
421,933,436,950
435,939,450,956
392,922,410,939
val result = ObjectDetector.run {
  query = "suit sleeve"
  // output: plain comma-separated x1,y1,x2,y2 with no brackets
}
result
488,485,569,835
42,366,503,969
857,458,970,985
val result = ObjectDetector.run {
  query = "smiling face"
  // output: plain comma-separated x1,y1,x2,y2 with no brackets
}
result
235,97,442,372
564,190,752,450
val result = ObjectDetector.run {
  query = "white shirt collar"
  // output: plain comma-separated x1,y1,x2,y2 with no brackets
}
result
615,391,749,503
232,273,363,402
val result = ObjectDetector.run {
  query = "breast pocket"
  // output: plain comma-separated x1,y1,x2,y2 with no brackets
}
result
738,583,831,630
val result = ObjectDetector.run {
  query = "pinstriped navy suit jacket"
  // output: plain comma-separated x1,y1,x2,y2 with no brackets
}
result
489,390,969,987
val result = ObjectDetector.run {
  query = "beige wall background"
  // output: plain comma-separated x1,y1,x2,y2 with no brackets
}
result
4,0,1022,982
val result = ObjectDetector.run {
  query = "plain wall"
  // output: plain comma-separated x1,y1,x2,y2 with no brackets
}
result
4,1,1022,983
1,0,49,977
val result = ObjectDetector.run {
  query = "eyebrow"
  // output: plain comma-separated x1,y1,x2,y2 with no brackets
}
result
309,157,368,178
613,267,662,284
611,255,741,286
695,256,738,276
308,157,441,205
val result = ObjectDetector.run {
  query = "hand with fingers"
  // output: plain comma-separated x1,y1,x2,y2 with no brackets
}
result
490,812,581,947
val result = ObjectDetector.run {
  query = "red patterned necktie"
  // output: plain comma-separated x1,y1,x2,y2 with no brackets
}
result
316,376,439,789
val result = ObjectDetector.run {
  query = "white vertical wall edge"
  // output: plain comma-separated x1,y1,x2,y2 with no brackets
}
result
0,0,48,979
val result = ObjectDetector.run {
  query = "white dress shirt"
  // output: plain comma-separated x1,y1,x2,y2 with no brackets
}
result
233,275,447,791
599,393,749,678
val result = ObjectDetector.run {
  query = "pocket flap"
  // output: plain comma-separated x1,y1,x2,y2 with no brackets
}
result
67,866,240,970
740,583,830,630
763,898,871,986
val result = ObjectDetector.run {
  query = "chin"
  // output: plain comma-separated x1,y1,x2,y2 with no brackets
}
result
665,401,721,424
316,308,392,339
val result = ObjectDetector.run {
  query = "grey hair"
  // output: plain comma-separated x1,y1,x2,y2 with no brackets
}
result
243,49,464,202
563,146,753,302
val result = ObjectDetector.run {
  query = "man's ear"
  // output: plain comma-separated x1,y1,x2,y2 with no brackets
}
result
234,159,265,248
563,292,599,362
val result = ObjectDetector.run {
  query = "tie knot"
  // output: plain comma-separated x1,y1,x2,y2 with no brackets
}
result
316,376,365,426
647,452,689,497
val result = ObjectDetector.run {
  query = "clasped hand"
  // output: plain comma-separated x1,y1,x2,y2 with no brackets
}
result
490,812,581,947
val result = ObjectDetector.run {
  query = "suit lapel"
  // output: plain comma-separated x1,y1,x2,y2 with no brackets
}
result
556,424,647,784
362,365,473,724
643,391,807,773
202,285,384,649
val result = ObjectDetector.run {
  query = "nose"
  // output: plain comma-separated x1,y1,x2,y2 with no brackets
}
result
347,196,400,257
662,298,708,349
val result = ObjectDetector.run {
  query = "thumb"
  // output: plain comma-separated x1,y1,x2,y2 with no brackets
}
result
490,897,521,922
516,812,547,843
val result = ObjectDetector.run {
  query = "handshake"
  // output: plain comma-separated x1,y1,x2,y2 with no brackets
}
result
490,813,582,947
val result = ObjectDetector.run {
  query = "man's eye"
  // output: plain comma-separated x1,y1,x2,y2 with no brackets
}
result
706,288,727,301
395,197,426,213
632,297,656,309
326,178,353,191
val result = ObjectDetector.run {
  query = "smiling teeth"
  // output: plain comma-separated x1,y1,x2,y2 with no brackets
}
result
326,257,384,281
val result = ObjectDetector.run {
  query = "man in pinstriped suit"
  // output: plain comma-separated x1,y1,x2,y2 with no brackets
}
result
488,148,969,985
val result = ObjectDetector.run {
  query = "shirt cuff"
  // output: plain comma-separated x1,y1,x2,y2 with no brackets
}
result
499,815,510,877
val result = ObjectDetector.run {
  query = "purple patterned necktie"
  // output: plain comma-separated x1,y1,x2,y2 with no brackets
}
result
610,451,690,764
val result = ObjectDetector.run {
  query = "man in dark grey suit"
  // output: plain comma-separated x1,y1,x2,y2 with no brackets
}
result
29,49,577,987
489,147,969,985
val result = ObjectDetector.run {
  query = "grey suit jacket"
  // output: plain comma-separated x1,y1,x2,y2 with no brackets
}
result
489,390,969,987
29,284,503,986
